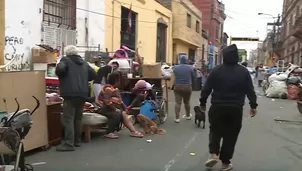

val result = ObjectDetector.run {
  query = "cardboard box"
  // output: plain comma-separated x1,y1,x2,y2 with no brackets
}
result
32,48,56,64
142,63,161,78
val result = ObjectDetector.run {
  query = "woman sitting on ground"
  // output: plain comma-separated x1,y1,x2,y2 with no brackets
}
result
97,71,144,139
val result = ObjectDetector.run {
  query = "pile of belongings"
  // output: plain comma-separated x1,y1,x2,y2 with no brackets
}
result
286,66,302,100
265,64,300,99
286,76,301,100
265,72,288,98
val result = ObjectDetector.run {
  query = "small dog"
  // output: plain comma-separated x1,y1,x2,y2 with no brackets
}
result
194,106,206,129
137,114,166,135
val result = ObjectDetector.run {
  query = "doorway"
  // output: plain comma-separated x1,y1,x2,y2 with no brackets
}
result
156,18,167,62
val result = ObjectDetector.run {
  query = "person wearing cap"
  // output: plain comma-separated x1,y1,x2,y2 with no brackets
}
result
200,44,258,170
127,80,155,110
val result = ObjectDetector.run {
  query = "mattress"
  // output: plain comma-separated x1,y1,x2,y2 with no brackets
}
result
82,113,108,126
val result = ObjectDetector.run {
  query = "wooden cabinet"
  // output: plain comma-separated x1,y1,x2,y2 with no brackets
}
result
47,102,63,146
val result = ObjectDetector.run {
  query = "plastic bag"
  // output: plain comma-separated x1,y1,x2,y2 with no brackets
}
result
268,73,278,83
276,73,288,81
266,80,288,98
287,76,300,85
161,64,173,78
287,84,300,100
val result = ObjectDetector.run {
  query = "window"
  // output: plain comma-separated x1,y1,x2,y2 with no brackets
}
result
120,6,137,52
188,48,195,62
215,26,219,39
187,14,191,28
196,21,200,33
156,22,167,62
43,0,76,29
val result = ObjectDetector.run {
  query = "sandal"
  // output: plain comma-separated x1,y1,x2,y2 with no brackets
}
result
129,131,144,138
205,158,218,168
221,164,233,171
104,133,119,139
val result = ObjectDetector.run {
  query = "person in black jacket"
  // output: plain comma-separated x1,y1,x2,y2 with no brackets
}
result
55,45,96,152
200,44,258,170
93,61,119,101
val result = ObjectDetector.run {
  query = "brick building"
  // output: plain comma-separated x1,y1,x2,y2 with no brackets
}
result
191,0,226,65
279,0,302,65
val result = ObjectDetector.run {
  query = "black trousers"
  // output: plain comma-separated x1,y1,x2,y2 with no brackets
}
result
208,105,243,164
62,98,85,146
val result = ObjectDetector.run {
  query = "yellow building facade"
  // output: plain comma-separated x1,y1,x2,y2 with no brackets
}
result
171,0,203,64
104,0,173,64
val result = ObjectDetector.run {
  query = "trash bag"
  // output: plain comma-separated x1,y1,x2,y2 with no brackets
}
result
287,76,300,85
276,73,288,81
287,84,300,100
161,64,173,78
268,73,288,83
266,80,288,98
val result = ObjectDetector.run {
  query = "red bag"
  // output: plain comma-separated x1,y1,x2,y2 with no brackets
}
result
287,84,300,100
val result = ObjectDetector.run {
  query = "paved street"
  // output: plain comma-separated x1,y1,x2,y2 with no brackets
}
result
26,90,302,171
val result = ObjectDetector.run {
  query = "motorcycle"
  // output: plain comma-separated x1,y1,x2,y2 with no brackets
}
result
0,96,40,171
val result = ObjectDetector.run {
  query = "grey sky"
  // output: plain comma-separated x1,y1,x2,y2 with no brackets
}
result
223,0,283,53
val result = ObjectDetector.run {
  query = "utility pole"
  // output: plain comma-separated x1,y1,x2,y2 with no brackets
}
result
0,0,4,65
272,14,280,62
207,0,214,70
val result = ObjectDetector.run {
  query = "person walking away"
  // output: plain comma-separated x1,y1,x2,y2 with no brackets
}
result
200,44,258,170
257,64,265,87
200,70,207,89
173,55,195,123
93,62,119,101
55,45,97,152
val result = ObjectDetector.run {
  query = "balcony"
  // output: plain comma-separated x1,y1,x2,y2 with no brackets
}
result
172,0,202,47
292,15,302,40
272,41,284,57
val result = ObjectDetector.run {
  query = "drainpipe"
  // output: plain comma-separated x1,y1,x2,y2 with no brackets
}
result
0,0,4,65
111,0,115,52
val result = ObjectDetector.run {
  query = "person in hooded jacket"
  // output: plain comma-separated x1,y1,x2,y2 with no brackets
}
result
173,55,195,123
200,44,258,170
55,45,97,152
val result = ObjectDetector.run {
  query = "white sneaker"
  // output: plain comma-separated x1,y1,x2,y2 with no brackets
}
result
183,114,192,120
174,118,180,123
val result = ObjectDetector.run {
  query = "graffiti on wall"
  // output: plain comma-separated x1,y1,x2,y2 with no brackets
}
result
4,36,30,71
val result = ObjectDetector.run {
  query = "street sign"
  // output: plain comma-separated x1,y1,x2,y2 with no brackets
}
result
229,37,260,45
230,37,259,42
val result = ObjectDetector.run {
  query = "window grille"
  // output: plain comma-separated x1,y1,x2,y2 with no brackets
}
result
43,0,76,29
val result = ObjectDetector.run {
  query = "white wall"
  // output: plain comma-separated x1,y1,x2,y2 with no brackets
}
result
76,0,105,52
5,0,43,71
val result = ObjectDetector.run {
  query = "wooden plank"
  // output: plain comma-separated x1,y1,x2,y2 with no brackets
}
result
0,0,4,65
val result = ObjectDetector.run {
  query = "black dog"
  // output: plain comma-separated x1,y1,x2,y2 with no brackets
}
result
194,106,205,129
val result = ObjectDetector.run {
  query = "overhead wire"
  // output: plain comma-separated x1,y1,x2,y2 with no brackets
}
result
46,0,267,25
